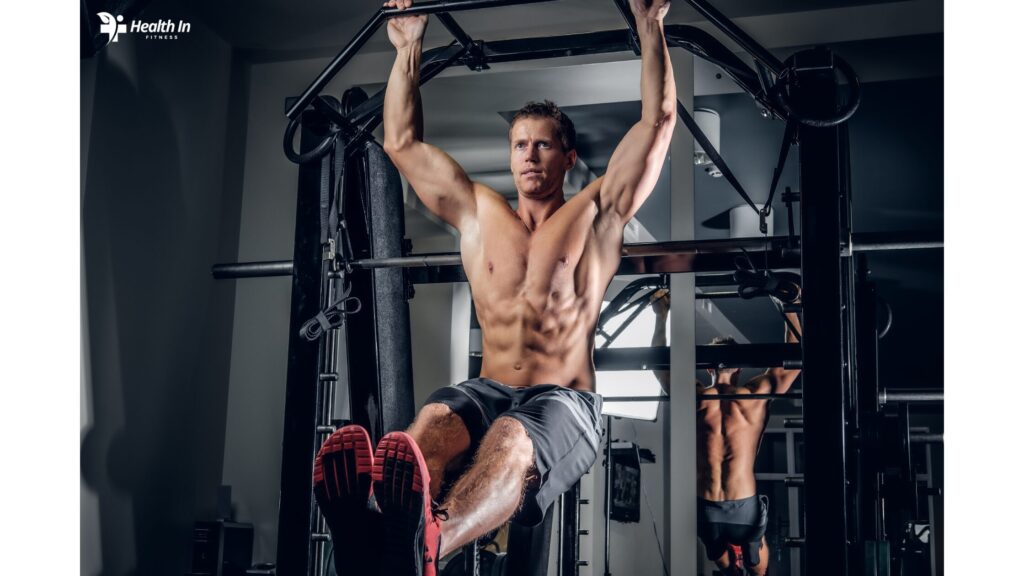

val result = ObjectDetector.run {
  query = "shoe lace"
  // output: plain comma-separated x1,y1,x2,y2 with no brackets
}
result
431,499,449,522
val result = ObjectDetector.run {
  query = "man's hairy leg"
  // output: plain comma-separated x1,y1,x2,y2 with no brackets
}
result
406,403,472,499
711,548,735,575
748,538,769,576
709,538,769,576
436,416,536,557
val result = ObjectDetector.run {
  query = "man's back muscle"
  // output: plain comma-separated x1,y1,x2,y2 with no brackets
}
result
697,378,773,500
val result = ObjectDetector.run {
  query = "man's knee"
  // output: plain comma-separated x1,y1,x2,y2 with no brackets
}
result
408,403,471,458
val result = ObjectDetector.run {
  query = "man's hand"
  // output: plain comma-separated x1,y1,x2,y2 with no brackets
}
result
651,289,670,318
629,0,670,22
385,0,427,50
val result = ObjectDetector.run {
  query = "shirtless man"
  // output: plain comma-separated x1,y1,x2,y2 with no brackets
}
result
312,1,677,574
652,291,801,576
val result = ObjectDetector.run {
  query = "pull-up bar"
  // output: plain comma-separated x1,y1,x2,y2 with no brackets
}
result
286,0,556,120
286,0,786,122
282,0,863,226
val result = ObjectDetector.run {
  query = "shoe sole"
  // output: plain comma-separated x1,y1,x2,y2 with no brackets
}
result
314,425,377,575
373,432,434,576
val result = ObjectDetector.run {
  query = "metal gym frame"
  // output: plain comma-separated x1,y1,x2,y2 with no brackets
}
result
212,1,944,575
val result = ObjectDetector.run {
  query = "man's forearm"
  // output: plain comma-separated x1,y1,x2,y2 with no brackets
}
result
384,43,425,150
637,19,676,125
785,309,802,343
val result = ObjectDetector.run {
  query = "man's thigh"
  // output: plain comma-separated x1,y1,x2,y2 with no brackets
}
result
500,387,604,525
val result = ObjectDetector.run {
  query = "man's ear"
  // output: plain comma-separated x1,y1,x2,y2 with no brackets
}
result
565,149,577,171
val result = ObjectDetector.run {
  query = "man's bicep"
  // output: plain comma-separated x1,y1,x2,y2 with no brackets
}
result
766,368,801,395
389,141,477,229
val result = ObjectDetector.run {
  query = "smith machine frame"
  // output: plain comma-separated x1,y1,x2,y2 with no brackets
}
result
213,1,943,574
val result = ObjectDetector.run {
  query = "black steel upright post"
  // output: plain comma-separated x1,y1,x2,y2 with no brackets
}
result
603,417,613,576
797,48,850,574
560,482,581,576
853,256,890,574
276,108,335,576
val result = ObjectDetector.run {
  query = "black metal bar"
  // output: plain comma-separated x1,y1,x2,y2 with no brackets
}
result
214,233,941,281
684,0,785,74
346,233,937,269
435,12,474,48
696,272,742,287
665,26,763,98
710,393,802,400
878,389,943,405
754,60,774,105
474,29,631,63
603,393,801,402
603,417,612,576
560,482,581,576
848,240,944,253
602,396,670,402
332,22,777,137
611,0,641,55
593,343,801,371
844,231,944,255
286,0,555,120
798,49,849,574
275,109,333,576
854,263,883,554
211,260,293,279
910,433,943,444
434,12,490,71
695,290,739,299
345,42,468,129
783,417,803,429
382,0,555,17
286,12,385,120
698,343,802,370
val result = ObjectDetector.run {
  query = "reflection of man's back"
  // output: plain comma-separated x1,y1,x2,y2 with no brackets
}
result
697,380,772,499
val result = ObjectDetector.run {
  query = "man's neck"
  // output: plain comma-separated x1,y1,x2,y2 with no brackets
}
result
516,191,565,231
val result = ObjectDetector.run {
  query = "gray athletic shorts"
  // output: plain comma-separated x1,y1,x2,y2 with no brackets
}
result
697,495,770,566
424,377,604,526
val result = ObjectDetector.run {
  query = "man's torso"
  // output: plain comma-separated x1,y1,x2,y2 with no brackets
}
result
697,376,773,501
461,183,621,391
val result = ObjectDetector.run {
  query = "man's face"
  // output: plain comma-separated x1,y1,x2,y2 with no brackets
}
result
509,116,576,201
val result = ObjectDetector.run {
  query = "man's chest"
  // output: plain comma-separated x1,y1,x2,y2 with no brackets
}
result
464,201,603,298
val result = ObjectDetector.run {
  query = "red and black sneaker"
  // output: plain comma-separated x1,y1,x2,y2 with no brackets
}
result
313,425,379,576
372,431,446,576
727,544,746,576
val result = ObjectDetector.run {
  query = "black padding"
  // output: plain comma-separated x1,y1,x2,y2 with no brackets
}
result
505,507,554,576
364,140,415,434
